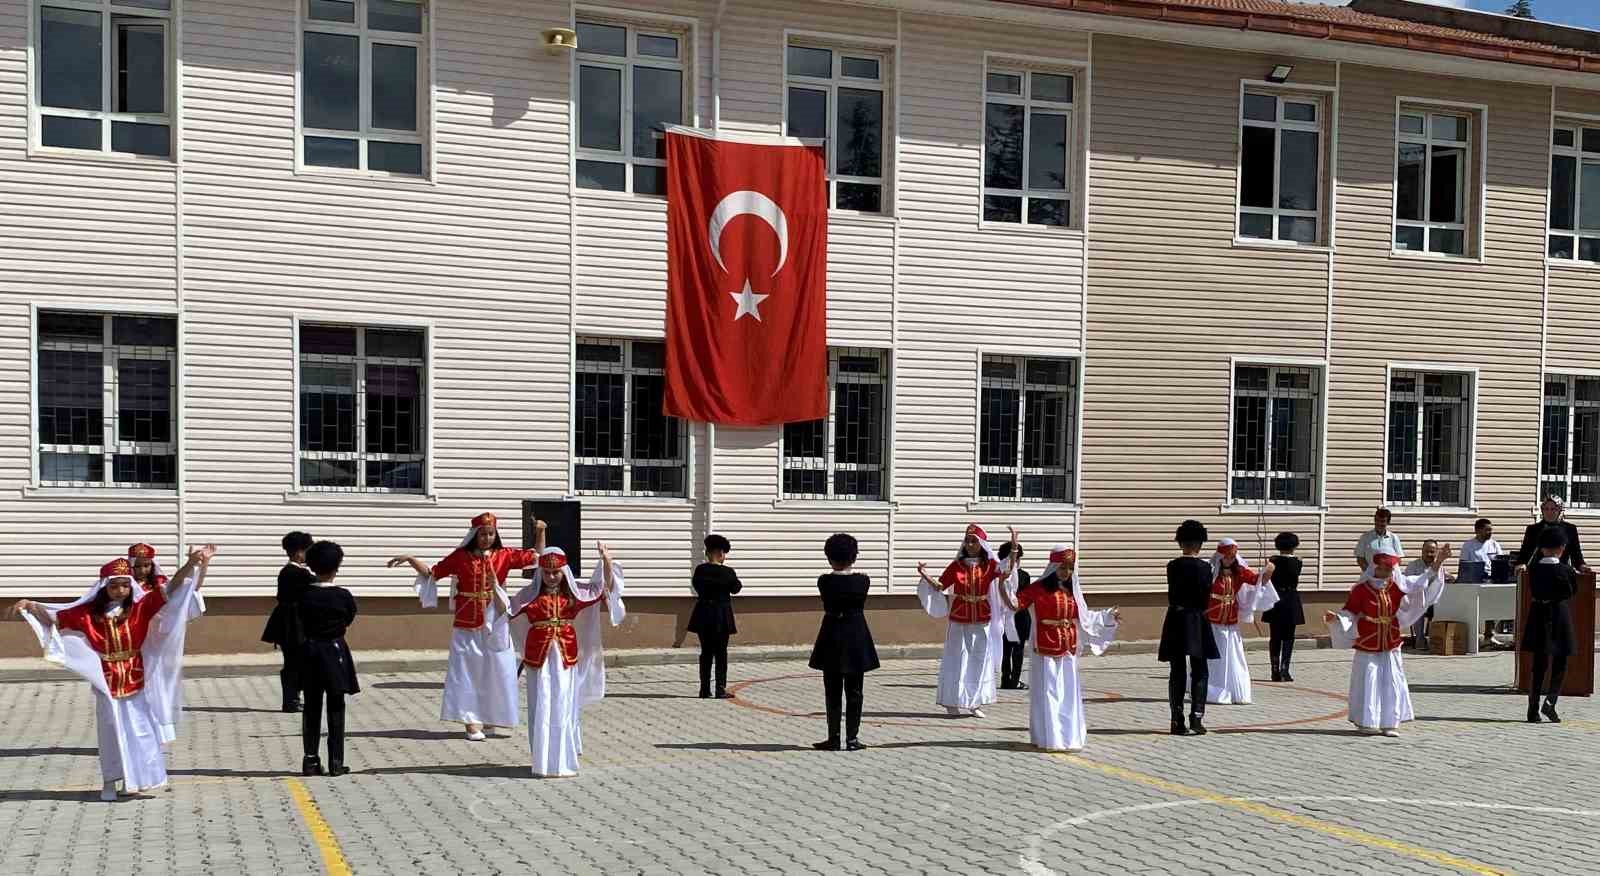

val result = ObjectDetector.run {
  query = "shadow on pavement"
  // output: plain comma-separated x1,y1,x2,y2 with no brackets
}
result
184,706,282,714
357,763,535,779
346,729,478,741
869,740,1040,752
1406,684,1520,696
654,742,812,752
169,768,300,779
1412,715,1530,724
608,693,698,700
371,681,444,691
0,747,96,758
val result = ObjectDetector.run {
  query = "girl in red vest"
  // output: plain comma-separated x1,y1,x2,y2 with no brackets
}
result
915,524,1019,718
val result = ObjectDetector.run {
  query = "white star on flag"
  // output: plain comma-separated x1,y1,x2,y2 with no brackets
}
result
729,279,770,322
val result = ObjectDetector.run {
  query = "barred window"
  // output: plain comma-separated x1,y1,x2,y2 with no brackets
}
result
1386,369,1473,507
1540,374,1600,508
574,338,688,497
297,323,427,493
979,355,1077,503
37,311,177,488
1229,364,1322,505
783,348,889,500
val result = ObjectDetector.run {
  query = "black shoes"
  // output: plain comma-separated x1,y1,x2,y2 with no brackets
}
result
1542,701,1561,723
283,701,302,713
1528,706,1542,723
1170,720,1188,736
699,689,711,699
302,756,324,777
327,761,350,777
1189,716,1207,736
1282,671,1294,683
715,690,734,700
1271,669,1282,682
846,739,867,751
812,738,841,751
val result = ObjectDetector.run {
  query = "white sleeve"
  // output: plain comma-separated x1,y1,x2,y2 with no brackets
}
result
415,573,438,609
1396,569,1446,629
1238,579,1280,625
1325,610,1357,650
917,577,949,620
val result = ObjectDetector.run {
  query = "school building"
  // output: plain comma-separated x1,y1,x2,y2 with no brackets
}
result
3,0,1599,655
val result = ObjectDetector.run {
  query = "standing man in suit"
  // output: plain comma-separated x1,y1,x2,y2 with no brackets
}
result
1516,495,1589,574
262,531,316,713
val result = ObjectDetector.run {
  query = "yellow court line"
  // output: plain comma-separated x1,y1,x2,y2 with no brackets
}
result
284,777,353,876
1056,754,1509,876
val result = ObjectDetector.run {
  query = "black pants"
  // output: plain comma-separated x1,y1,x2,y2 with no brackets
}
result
1168,655,1209,721
697,631,729,694
1001,639,1025,686
823,670,864,742
1268,622,1295,673
280,647,302,710
302,673,346,764
1529,652,1569,707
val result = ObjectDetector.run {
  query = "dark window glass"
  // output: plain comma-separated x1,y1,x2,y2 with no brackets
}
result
368,0,422,33
111,315,176,347
1242,93,1275,122
1279,130,1318,211
366,328,424,358
303,32,359,131
302,458,357,488
1031,73,1072,103
42,312,104,342
1394,225,1424,252
371,43,418,131
1239,213,1271,239
840,56,877,80
116,359,172,443
41,116,101,150
299,363,357,452
42,452,104,483
115,20,164,114
300,325,358,356
367,459,423,490
40,7,102,111
365,365,422,454
630,374,680,462
1396,143,1424,222
983,195,1021,223
305,136,359,169
369,141,422,175
308,0,356,23
1027,112,1067,191
576,159,625,191
577,23,626,57
1279,216,1316,244
578,65,622,151
787,46,831,78
837,87,882,178
1549,235,1575,260
1428,228,1465,256
980,386,1019,470
1582,162,1600,231
984,103,1024,190
575,372,625,458
1551,155,1577,232
638,34,678,59
113,453,174,485
786,87,827,141
1429,146,1464,224
39,349,103,445
1026,198,1067,227
633,66,682,160
1581,237,1600,264
1239,126,1275,209
111,122,170,157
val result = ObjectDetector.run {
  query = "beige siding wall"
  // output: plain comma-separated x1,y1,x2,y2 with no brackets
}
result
1326,65,1548,564
1547,88,1600,380
1082,36,1334,591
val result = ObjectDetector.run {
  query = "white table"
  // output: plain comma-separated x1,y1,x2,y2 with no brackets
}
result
1432,582,1518,653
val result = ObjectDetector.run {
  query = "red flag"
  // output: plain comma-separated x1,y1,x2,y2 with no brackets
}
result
663,129,828,426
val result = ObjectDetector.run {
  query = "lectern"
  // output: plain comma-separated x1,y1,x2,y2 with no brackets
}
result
1515,568,1595,697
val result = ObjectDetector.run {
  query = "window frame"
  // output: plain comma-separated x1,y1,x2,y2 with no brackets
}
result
289,316,434,498
29,0,176,160
1538,370,1600,510
573,12,693,198
571,336,692,499
781,34,891,215
1223,358,1327,511
1234,81,1333,248
1547,117,1600,266
296,0,431,178
30,304,180,493
975,352,1080,505
1382,363,1478,510
1391,97,1485,260
778,346,892,502
979,55,1082,231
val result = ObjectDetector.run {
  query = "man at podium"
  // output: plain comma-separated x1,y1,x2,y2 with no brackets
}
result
1516,496,1589,575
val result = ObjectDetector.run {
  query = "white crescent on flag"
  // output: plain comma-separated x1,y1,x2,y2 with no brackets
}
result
707,190,789,277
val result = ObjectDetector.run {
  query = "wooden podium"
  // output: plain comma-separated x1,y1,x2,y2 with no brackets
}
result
1514,569,1596,697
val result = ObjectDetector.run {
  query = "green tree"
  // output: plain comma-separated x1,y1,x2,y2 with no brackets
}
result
1504,0,1535,19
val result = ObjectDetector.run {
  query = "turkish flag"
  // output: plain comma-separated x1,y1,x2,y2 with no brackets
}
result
663,129,828,426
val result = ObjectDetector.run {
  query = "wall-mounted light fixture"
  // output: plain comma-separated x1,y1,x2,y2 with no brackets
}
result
542,27,577,55
1267,64,1294,83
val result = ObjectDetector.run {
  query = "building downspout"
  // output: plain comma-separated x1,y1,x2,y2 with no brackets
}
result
706,0,728,537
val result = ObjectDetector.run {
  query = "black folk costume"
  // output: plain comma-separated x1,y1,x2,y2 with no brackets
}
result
687,562,743,698
1522,556,1578,722
1001,566,1032,690
809,572,880,748
1161,554,1218,732
1263,555,1306,681
298,582,359,774
263,561,316,712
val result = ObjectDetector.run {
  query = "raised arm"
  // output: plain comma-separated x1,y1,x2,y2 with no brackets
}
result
534,519,547,554
169,544,218,589
596,541,616,594
387,554,432,576
6,600,54,626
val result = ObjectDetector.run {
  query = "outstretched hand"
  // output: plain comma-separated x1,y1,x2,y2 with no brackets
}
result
188,544,218,564
1323,610,1338,623
916,561,930,580
386,556,413,569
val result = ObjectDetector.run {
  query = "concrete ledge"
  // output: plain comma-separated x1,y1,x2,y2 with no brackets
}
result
0,635,1360,683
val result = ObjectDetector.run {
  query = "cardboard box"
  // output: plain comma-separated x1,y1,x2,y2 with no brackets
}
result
1429,621,1466,656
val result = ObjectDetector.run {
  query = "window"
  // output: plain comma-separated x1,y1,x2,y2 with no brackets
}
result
1229,364,1322,505
36,311,176,488
575,19,686,196
983,67,1075,228
300,0,427,175
1540,374,1600,508
783,348,889,500
1548,123,1600,263
1386,369,1473,506
1238,91,1324,244
574,338,688,496
784,44,887,213
979,355,1077,502
33,0,173,157
1394,107,1473,256
297,323,427,492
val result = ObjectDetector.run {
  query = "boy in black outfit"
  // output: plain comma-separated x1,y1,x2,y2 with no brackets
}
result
1523,526,1578,724
688,534,743,699
998,541,1030,690
1264,532,1305,682
808,533,880,752
300,540,359,777
262,531,315,713
1160,520,1218,736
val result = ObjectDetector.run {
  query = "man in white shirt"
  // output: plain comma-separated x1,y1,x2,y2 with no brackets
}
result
1355,508,1405,572
1458,517,1504,583
1405,540,1451,650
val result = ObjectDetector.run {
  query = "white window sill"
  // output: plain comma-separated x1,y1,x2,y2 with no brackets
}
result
1383,505,1481,516
27,145,176,167
771,498,897,511
23,485,180,500
965,500,1081,513
977,221,1084,237
829,210,897,224
569,494,695,508
1232,238,1331,254
283,490,438,505
573,187,666,205
295,166,436,186
1218,504,1327,515
1389,249,1483,265
1548,258,1600,272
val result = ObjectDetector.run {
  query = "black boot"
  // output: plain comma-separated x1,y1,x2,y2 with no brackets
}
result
1281,669,1294,683
1189,714,1207,736
1542,700,1561,723
1270,665,1282,683
302,756,324,776
812,738,841,751
1170,720,1188,736
327,760,350,777
1528,702,1542,723
846,738,867,751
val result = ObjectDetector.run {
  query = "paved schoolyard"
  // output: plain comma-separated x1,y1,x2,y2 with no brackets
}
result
0,648,1595,875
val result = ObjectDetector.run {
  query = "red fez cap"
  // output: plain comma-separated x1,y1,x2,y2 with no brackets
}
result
101,558,133,579
966,524,988,542
539,548,567,571
1049,547,1077,565
128,543,157,560
471,512,497,529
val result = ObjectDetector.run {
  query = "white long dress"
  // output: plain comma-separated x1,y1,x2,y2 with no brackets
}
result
510,564,625,778
919,562,1017,711
1026,576,1118,752
144,576,205,745
1206,574,1279,705
22,573,202,793
416,570,521,728
1326,567,1446,730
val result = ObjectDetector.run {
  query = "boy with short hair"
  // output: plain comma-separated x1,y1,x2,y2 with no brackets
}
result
262,531,315,713
299,540,359,777
1160,520,1217,736
1459,518,1504,583
687,533,743,699
1523,526,1578,723
808,533,879,752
